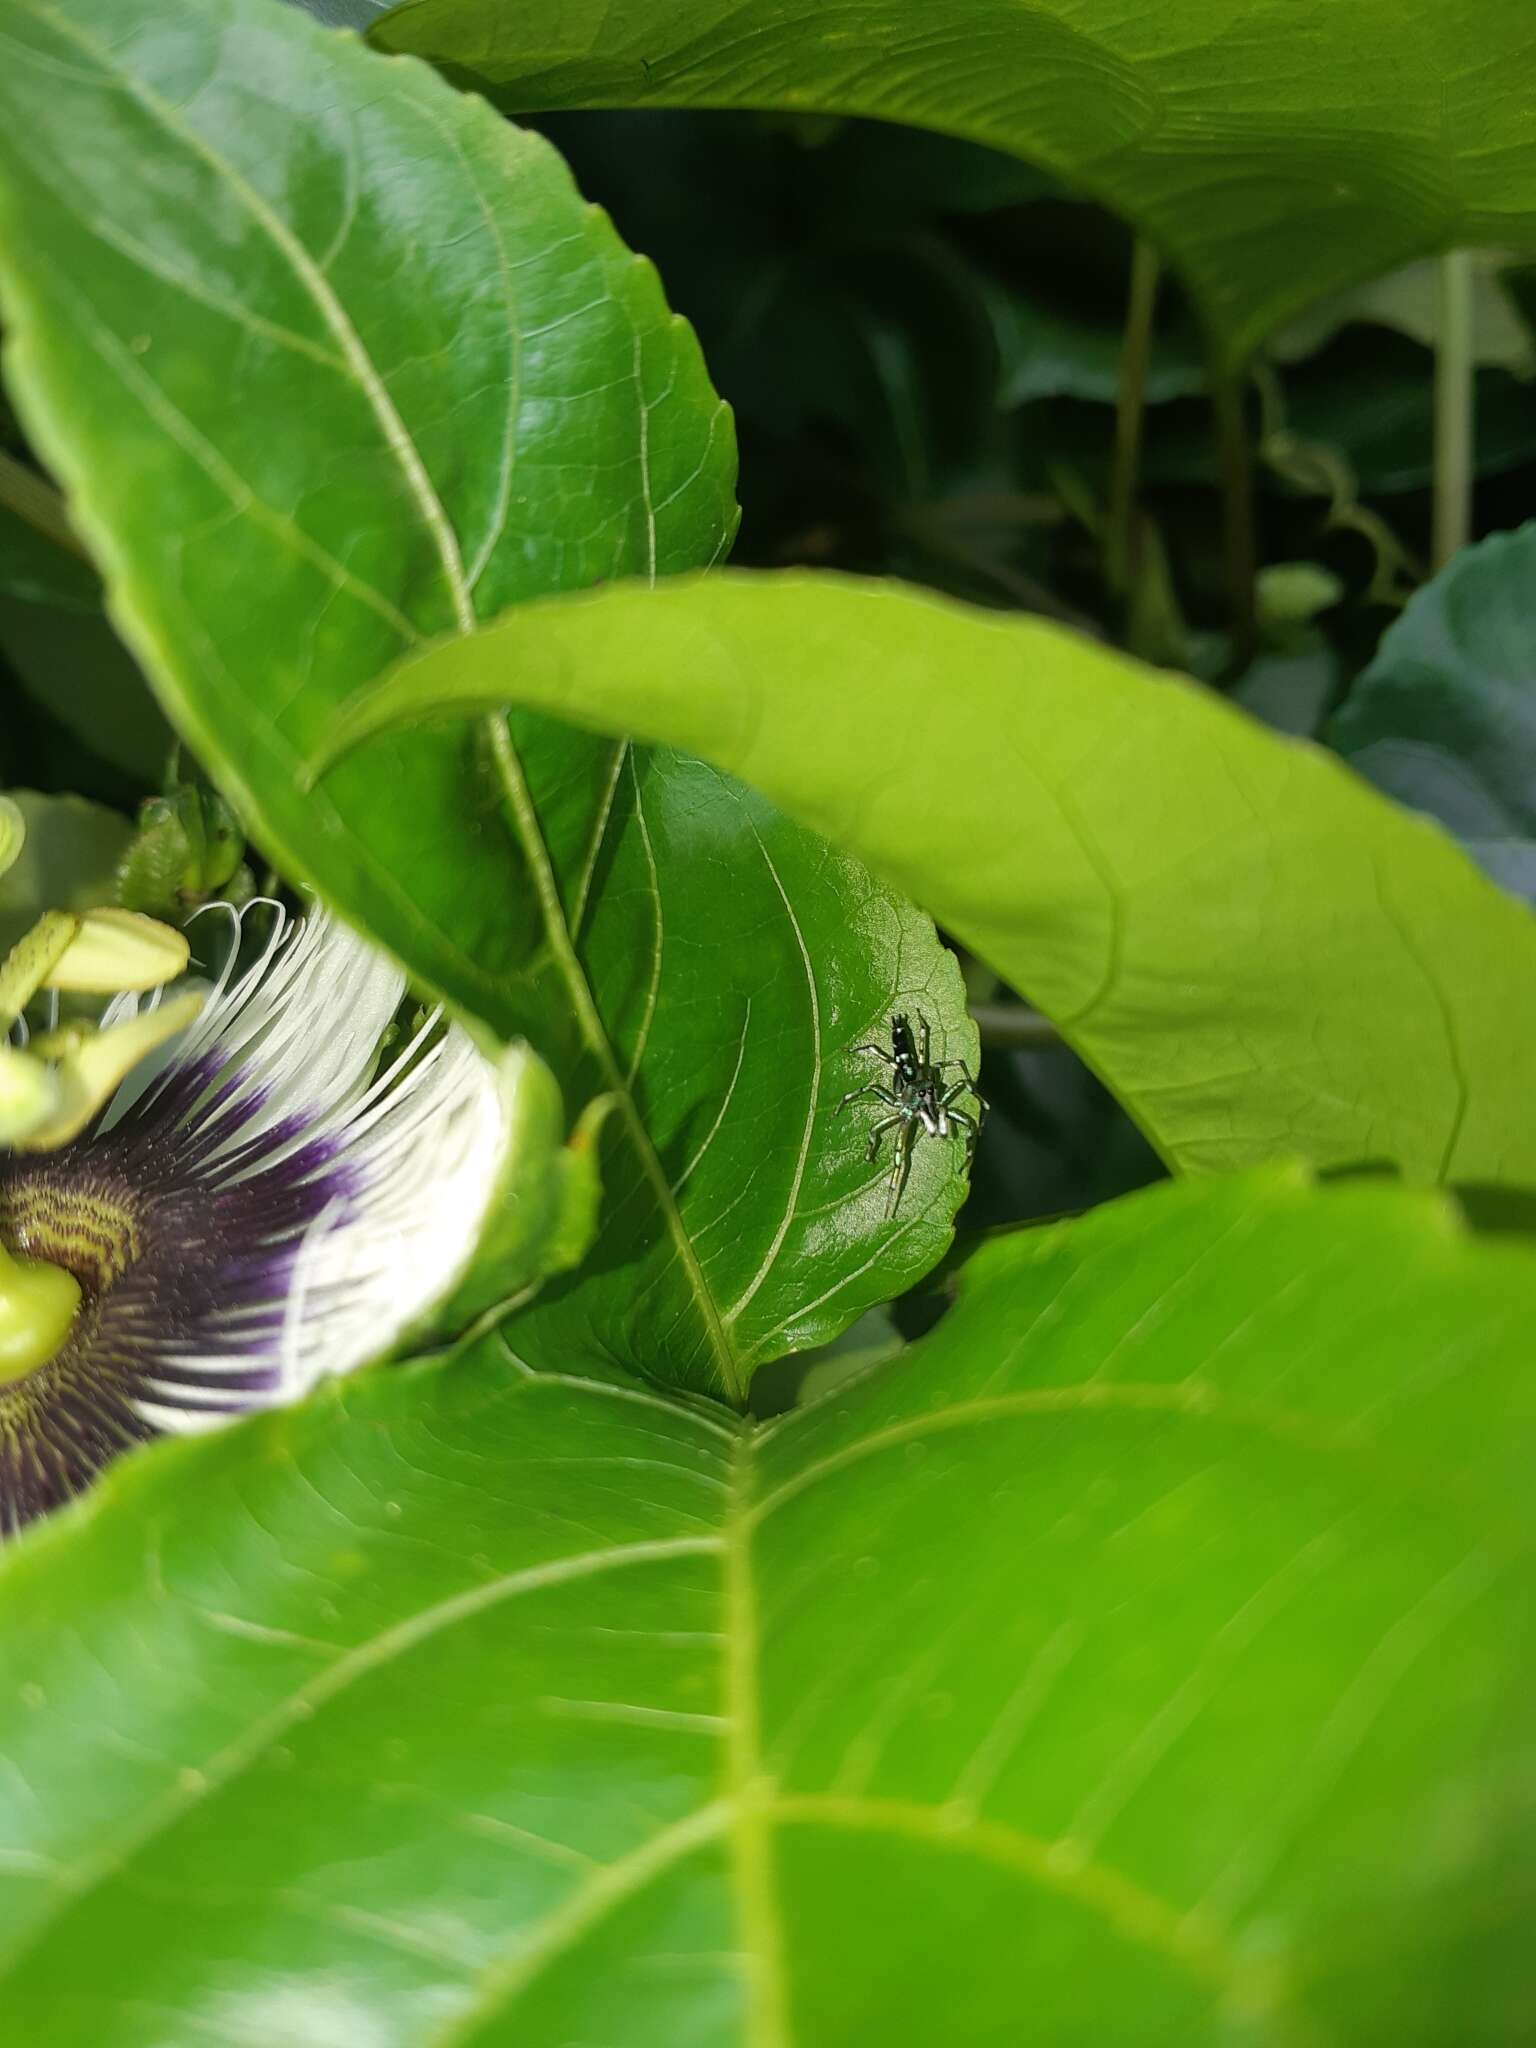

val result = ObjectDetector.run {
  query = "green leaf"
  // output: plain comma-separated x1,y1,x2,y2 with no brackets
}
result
0,501,99,613
1230,634,1343,741
469,743,979,1395
0,600,172,788
0,0,973,1398
0,1169,1531,2039
316,568,1536,1188
0,420,171,787
988,279,1202,410
369,0,1536,367
1282,333,1536,498
0,0,736,1021
1328,523,1536,902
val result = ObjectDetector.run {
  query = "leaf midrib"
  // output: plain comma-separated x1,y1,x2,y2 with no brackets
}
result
24,0,475,631
484,722,744,1399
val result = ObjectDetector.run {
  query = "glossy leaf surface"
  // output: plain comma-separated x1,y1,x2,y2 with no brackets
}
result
0,0,969,1396
467,743,979,1395
0,1169,1530,2041
370,0,1536,365
1329,523,1536,903
319,569,1536,1188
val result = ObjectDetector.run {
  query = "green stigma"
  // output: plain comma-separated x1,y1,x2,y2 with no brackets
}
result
0,1240,81,1385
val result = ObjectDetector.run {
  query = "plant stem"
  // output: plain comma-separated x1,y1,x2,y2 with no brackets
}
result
1106,240,1161,599
1433,248,1474,567
0,448,89,562
1209,361,1257,678
970,1001,1063,1051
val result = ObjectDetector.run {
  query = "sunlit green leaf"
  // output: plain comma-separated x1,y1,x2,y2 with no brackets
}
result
369,0,1536,366
318,568,1536,1187
0,1169,1530,2041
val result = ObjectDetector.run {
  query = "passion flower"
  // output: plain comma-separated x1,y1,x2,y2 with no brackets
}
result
0,905,510,1534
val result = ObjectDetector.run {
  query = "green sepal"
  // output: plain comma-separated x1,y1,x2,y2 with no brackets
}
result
409,1046,608,1344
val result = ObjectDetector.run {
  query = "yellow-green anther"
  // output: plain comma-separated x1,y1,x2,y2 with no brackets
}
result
0,1240,82,1385
25,1021,94,1062
0,1044,66,1146
0,911,81,1027
0,796,24,883
45,908,190,994
18,990,204,1151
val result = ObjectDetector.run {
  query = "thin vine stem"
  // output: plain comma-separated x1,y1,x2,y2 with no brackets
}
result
1432,249,1474,567
1209,360,1257,678
971,1002,1064,1051
1106,240,1161,601
0,448,90,562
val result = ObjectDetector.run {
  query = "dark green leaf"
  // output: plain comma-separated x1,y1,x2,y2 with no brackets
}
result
0,501,99,613
1328,523,1536,902
1230,635,1343,740
0,601,172,788
1283,333,1536,497
0,1169,1531,2040
988,281,1202,409
316,568,1536,1188
370,0,1536,366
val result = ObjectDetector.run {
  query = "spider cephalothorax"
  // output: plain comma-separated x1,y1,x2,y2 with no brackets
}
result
836,1010,986,1217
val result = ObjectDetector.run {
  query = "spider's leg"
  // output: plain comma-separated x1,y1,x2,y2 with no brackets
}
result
884,1118,917,1219
935,1055,986,1091
863,1112,902,1162
849,1043,897,1064
953,1060,989,1124
837,1082,897,1114
946,1105,980,1161
919,1014,932,1066
941,1078,989,1122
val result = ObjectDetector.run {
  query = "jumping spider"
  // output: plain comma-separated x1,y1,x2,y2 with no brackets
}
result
837,1010,987,1218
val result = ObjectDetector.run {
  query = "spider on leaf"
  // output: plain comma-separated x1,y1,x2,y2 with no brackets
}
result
836,1010,987,1218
